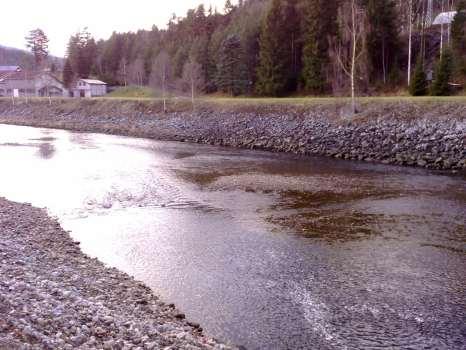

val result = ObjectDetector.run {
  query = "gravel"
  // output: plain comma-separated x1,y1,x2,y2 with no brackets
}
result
0,198,235,350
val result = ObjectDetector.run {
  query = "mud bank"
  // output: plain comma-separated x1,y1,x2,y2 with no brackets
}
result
0,98,465,171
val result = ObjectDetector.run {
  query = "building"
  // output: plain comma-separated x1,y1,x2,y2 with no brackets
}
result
432,11,457,26
0,66,68,97
73,79,107,98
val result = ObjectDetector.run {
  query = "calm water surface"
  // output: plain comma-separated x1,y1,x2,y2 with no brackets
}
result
0,124,465,349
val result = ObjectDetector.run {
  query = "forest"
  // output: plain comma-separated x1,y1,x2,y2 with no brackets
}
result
60,0,466,97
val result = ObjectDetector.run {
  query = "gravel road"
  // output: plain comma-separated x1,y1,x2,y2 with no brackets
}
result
0,198,235,350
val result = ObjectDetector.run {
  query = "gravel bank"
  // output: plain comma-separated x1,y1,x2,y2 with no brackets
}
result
0,198,234,350
0,98,465,172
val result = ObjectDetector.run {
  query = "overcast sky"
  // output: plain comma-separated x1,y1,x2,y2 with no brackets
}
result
1,0,229,57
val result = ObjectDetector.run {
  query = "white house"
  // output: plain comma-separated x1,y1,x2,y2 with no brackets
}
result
73,79,107,98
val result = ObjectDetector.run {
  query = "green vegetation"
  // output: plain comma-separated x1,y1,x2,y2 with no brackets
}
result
409,58,428,96
107,86,156,98
431,49,454,96
55,0,465,98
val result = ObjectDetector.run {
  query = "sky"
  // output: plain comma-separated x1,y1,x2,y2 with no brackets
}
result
1,0,229,57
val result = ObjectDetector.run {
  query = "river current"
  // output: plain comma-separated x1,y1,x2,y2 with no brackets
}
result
0,124,465,349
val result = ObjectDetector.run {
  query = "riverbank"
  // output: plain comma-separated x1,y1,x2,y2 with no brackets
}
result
0,197,233,349
0,98,465,172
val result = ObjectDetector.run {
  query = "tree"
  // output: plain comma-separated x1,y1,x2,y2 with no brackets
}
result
67,28,97,79
301,0,338,94
366,0,399,84
150,51,172,112
216,35,247,96
128,58,145,86
332,0,367,113
25,28,49,69
431,48,454,96
255,0,293,96
63,58,74,89
182,57,204,108
409,57,427,96
451,0,466,75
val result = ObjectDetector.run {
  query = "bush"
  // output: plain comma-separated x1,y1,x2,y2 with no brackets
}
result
431,49,454,96
409,58,428,96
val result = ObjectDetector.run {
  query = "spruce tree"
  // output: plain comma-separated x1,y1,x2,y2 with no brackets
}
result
300,0,338,94
216,35,247,96
431,49,454,96
366,0,400,85
255,0,290,96
409,58,427,96
63,59,74,89
451,0,466,75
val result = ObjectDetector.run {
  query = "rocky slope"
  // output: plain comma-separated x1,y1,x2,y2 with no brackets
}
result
0,98,465,172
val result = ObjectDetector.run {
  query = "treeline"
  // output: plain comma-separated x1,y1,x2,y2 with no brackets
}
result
63,0,466,96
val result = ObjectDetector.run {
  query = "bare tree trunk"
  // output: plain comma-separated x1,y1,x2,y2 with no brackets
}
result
191,75,195,110
162,66,166,113
440,0,445,55
408,0,413,86
382,38,386,84
351,0,357,114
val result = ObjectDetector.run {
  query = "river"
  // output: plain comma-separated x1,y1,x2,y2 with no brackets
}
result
0,124,465,349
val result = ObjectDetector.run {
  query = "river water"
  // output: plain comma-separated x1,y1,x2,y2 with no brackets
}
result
0,124,465,349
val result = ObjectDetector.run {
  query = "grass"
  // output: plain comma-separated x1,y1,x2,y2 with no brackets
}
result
107,86,155,98
2,93,466,107
100,94,466,106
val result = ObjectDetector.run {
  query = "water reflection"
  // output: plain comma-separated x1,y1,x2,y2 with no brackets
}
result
0,124,465,349
36,142,56,159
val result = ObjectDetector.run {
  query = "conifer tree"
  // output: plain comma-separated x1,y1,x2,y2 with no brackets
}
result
409,57,427,96
255,0,293,96
63,59,74,89
431,48,454,96
301,0,338,94
25,28,49,69
451,0,466,75
216,35,247,96
366,0,399,84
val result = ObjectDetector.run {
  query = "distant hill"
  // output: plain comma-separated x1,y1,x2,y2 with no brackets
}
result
0,45,63,70
0,45,34,69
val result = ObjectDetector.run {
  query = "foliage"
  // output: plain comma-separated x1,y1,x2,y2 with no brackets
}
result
431,49,454,96
365,0,399,84
301,0,338,94
67,28,97,79
409,58,427,96
216,35,248,96
25,28,49,68
62,59,74,88
451,0,466,76
255,0,299,96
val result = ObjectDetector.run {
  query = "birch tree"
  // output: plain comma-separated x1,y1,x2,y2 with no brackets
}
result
182,58,204,109
150,51,172,113
332,0,366,114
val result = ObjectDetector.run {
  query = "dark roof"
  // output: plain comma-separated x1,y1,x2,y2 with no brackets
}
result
0,66,21,72
0,71,64,85
0,70,39,81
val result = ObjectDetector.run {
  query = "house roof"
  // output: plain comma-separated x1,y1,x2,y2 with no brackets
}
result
80,79,107,85
0,71,64,85
0,66,21,72
432,11,457,25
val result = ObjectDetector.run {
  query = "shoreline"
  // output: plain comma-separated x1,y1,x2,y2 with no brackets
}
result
0,197,234,349
0,98,465,173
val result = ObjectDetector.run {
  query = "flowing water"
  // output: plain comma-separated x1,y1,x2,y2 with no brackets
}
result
0,124,465,349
